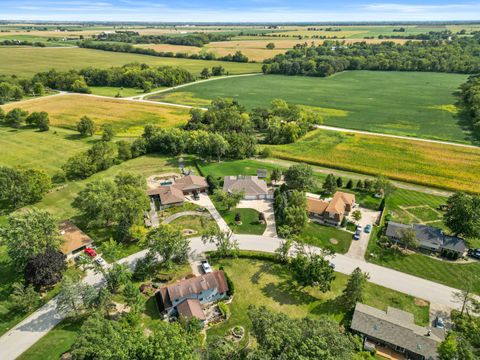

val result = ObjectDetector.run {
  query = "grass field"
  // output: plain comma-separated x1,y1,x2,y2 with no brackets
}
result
0,126,93,175
208,256,429,343
88,86,164,97
298,222,353,254
151,71,471,143
268,129,480,193
0,47,262,78
2,94,190,136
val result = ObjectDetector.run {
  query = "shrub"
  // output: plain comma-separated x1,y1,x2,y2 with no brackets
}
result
219,266,235,296
259,147,272,158
218,301,230,319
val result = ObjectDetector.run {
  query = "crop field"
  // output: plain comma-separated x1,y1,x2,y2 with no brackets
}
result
1,94,190,136
268,129,480,193
151,71,471,143
0,126,92,175
0,47,262,78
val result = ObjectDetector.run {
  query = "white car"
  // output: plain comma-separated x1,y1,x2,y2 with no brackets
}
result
94,256,108,268
356,224,363,231
201,260,212,273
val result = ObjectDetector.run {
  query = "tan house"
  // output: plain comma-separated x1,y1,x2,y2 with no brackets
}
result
59,220,93,260
307,191,355,226
147,186,185,209
172,175,208,195
223,175,273,200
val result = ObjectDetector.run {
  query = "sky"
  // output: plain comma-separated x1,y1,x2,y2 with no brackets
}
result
1,0,479,22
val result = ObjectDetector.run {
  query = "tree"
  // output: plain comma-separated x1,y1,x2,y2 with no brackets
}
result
56,276,86,317
73,180,117,227
373,175,395,198
0,107,5,121
76,116,95,136
5,108,28,128
202,228,239,258
123,281,144,313
33,82,45,96
352,210,362,222
100,238,121,261
101,124,115,141
275,238,293,263
271,168,282,184
1,208,61,268
284,163,315,191
116,140,132,161
290,248,335,292
336,177,343,188
444,193,480,238
200,67,210,79
266,42,276,49
340,267,370,310
438,334,457,360
453,279,477,316
211,66,225,76
213,189,243,211
26,111,50,131
283,205,308,233
24,248,67,290
356,179,363,189
323,173,337,194
399,227,419,250
9,282,40,313
235,212,241,223
105,263,131,294
146,225,190,268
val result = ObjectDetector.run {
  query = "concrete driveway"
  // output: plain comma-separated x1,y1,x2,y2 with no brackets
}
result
346,207,381,260
187,193,230,233
236,199,277,237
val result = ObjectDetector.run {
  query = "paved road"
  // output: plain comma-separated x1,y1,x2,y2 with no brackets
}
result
256,158,453,197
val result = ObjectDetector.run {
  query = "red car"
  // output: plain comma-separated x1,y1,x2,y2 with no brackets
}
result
84,247,97,258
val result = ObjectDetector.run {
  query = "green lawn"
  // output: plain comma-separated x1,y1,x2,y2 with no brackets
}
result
222,208,266,235
169,215,219,237
207,256,429,343
0,126,93,176
151,71,471,143
16,317,84,360
88,86,164,98
0,47,261,78
298,222,353,254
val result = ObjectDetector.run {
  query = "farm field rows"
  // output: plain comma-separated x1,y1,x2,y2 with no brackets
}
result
150,71,471,143
0,47,262,77
1,94,190,136
268,129,480,193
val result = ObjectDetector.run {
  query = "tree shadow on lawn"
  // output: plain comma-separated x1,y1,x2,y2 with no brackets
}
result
261,281,318,306
310,296,346,319
250,262,274,285
454,102,480,146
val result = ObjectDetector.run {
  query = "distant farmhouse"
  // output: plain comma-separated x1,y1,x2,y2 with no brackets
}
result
147,175,208,209
386,222,467,258
351,303,442,360
156,271,229,325
223,175,273,200
59,220,93,260
307,191,356,226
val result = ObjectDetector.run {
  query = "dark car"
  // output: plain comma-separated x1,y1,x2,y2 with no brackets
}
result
353,231,361,240
468,249,480,259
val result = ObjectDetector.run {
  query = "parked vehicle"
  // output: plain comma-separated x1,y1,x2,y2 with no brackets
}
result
356,224,362,231
94,256,107,267
365,224,372,233
84,247,97,257
468,249,480,259
201,260,212,273
329,262,335,269
353,231,361,240
435,316,445,329
193,192,200,200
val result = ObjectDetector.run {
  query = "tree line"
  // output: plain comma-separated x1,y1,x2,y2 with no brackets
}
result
95,31,231,47
262,36,480,77
460,74,480,139
0,75,46,104
32,62,195,93
0,39,47,47
79,41,250,63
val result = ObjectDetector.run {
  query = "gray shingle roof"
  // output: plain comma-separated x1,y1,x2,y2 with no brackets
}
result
223,176,268,197
351,303,441,360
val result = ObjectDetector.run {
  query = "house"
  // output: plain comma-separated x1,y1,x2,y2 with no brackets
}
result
172,175,208,195
351,303,441,360
147,186,185,209
156,271,229,324
256,169,268,179
307,191,356,226
385,222,467,257
223,176,273,200
59,220,93,260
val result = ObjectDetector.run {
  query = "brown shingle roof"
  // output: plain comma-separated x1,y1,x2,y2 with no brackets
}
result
165,271,228,303
177,299,206,321
326,191,355,215
147,186,185,205
173,175,208,192
307,197,329,215
59,220,93,255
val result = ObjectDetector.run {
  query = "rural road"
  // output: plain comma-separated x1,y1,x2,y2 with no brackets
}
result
0,232,470,360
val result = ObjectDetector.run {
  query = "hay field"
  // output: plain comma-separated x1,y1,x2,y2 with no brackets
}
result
1,94,190,136
0,47,262,77
150,71,470,143
268,129,480,193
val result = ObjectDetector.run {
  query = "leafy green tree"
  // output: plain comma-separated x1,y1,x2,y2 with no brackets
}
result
33,82,45,96
73,180,117,226
26,111,49,131
323,173,337,194
123,281,144,313
100,238,121,261
211,66,225,76
56,276,86,317
1,208,61,268
105,263,131,294
200,67,211,79
24,248,67,290
266,42,276,49
116,140,133,161
290,248,335,292
352,210,362,221
283,205,308,233
71,77,90,93
336,177,343,188
101,124,115,141
346,179,353,189
9,282,40,313
399,228,419,250
284,163,315,191
438,334,457,360
76,116,95,136
275,238,293,263
202,228,239,258
214,189,244,211
0,107,5,121
373,175,395,198
5,108,28,128
444,193,480,238
146,224,190,268
270,168,282,184
340,267,370,310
